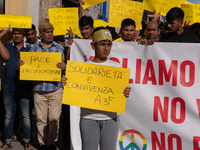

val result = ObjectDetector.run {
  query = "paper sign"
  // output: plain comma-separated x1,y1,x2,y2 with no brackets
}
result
94,20,108,28
109,0,144,31
178,0,186,7
0,14,32,28
181,4,194,25
62,60,130,113
185,0,193,4
181,4,200,25
143,0,181,16
48,8,81,37
20,52,62,81
193,4,200,23
82,0,107,9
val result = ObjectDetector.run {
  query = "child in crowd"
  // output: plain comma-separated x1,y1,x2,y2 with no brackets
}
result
62,27,131,150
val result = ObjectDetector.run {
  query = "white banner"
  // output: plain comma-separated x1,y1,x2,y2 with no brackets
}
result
70,39,200,150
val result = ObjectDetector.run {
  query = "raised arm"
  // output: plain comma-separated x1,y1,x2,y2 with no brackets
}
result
0,25,11,61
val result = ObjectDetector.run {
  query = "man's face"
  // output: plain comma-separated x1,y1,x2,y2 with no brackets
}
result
147,22,160,39
91,40,112,60
121,25,135,41
80,24,93,39
40,29,53,43
167,19,182,33
12,32,24,43
26,29,37,44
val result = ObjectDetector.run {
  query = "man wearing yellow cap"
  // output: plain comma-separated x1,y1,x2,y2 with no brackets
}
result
62,27,131,150
0,26,33,150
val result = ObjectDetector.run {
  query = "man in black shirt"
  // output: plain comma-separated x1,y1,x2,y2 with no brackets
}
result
160,7,199,43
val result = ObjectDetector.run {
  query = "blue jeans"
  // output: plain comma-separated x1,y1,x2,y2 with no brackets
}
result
4,90,31,141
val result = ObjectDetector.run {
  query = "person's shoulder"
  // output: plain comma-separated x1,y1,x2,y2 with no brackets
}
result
114,37,124,42
52,41,64,49
107,60,121,67
182,28,199,43
160,32,175,42
3,42,12,47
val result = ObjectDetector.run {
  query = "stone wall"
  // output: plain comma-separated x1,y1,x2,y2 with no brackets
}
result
39,0,62,23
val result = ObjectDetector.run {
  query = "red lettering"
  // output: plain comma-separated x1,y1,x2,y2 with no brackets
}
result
180,61,195,87
83,55,94,62
135,59,141,84
193,136,200,150
109,57,120,63
152,131,166,150
142,59,157,85
153,96,169,122
196,99,200,118
168,134,182,150
159,60,177,86
171,98,185,124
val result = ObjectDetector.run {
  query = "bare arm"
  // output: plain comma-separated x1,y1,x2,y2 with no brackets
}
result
79,0,85,19
0,25,11,61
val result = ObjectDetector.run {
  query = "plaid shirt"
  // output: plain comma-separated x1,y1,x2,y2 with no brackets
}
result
30,41,64,92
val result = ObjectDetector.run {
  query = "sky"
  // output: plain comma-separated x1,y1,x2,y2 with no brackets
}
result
188,0,200,4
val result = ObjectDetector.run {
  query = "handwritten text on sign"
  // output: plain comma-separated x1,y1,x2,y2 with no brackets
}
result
143,0,181,16
109,0,143,31
62,60,130,113
0,14,32,28
20,52,62,81
48,8,80,36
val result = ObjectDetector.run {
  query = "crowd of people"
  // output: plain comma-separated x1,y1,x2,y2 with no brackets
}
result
0,5,199,150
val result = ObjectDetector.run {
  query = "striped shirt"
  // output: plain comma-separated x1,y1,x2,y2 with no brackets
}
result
30,41,64,92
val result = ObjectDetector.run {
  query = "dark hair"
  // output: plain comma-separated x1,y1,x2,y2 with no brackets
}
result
92,26,108,36
166,7,184,22
24,24,36,34
121,18,136,29
79,15,94,28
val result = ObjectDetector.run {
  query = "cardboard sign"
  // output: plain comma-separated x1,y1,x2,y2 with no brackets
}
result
181,4,194,24
94,20,108,28
48,7,81,37
181,4,200,25
20,52,62,81
143,0,181,16
82,0,107,9
0,14,32,28
109,0,144,31
62,60,130,113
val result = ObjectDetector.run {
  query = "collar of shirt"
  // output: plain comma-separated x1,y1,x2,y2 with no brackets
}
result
38,40,57,50
12,42,27,52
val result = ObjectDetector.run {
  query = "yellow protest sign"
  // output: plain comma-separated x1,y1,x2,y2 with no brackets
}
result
185,1,193,5
109,0,144,31
83,0,107,9
181,4,200,25
62,60,130,113
181,4,194,25
178,0,186,7
20,52,62,81
0,14,32,28
143,0,181,16
193,4,200,23
94,20,108,28
48,8,81,37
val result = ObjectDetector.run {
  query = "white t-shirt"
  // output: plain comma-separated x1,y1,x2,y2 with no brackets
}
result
80,59,121,120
